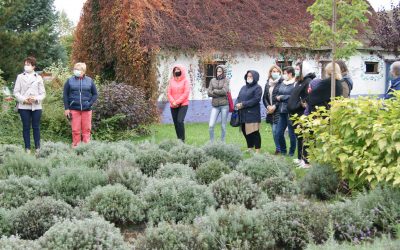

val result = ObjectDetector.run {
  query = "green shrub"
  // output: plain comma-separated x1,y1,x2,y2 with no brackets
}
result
202,142,243,168
155,163,195,180
106,160,147,194
259,176,298,200
236,154,290,183
300,164,340,200
294,94,400,188
0,176,48,209
196,158,231,185
355,186,400,234
196,205,275,250
210,172,261,208
330,200,375,243
306,235,400,250
46,151,84,168
261,200,330,249
38,217,129,249
49,166,108,205
135,147,169,176
0,145,23,164
158,139,184,152
0,236,39,250
169,144,209,169
135,222,201,250
79,142,132,169
0,208,11,237
0,154,51,179
36,141,72,158
10,197,75,240
142,178,216,223
85,184,145,224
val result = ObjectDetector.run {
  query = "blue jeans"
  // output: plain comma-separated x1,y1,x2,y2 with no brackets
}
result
271,123,280,152
209,105,229,142
18,109,42,150
277,113,296,156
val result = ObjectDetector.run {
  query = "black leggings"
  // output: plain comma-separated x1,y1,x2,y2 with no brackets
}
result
241,124,261,149
171,105,188,142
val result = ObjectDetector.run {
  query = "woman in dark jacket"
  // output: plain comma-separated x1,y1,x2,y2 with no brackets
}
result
288,61,316,167
308,62,343,113
63,62,98,147
263,65,283,155
275,66,296,156
236,70,263,153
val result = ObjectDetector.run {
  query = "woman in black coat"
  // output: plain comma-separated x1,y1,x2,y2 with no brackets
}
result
236,70,263,153
263,65,283,155
288,61,316,167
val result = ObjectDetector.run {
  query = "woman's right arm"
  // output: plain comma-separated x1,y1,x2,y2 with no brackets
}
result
167,82,175,104
262,84,269,108
207,80,216,97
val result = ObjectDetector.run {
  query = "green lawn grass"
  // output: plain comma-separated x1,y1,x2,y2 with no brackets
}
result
135,122,278,153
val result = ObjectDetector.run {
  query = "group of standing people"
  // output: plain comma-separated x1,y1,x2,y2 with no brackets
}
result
13,57,98,154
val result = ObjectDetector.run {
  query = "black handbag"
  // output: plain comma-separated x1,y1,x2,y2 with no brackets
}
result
230,109,240,127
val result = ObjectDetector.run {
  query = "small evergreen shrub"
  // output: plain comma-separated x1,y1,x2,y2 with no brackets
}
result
80,142,132,169
158,139,184,152
38,217,129,249
0,208,11,237
106,160,147,194
155,163,195,180
169,144,209,169
0,176,48,209
0,154,51,179
300,164,340,200
135,147,169,176
36,141,72,158
202,142,243,168
135,222,201,250
210,171,261,208
259,176,298,200
236,154,289,183
196,158,231,185
142,178,216,223
261,199,330,249
196,205,275,250
355,186,400,234
330,200,375,243
0,236,39,250
85,184,145,224
0,145,23,164
49,166,108,205
10,197,74,240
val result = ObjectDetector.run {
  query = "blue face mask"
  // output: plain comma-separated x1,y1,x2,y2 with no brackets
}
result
73,70,82,77
271,72,281,80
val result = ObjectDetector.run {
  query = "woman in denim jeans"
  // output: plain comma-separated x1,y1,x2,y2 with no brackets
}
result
13,57,46,154
208,65,229,142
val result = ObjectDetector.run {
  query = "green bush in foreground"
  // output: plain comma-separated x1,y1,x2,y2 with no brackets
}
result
85,184,145,224
135,222,201,250
202,142,243,168
38,217,130,250
0,154,51,179
300,164,340,200
155,163,196,180
106,160,147,194
0,236,39,250
142,178,216,224
196,158,231,185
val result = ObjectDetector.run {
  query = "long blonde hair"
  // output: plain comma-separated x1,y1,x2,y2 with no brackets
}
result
268,65,282,80
325,62,342,80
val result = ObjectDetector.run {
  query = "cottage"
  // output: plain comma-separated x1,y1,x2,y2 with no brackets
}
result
74,0,399,123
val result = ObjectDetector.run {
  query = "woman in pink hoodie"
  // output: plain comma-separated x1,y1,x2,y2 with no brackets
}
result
167,65,190,142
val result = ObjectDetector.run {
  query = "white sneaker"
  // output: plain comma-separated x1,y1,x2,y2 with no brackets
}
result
293,159,301,164
298,161,311,169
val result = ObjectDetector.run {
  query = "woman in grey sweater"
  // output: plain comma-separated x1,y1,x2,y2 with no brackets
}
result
207,65,229,142
13,57,46,154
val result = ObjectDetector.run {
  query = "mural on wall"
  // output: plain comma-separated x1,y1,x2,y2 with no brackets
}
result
360,55,384,81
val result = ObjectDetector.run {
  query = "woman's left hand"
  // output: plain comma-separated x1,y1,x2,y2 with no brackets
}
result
235,103,243,110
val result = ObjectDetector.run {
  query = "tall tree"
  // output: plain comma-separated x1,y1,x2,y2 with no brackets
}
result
0,0,66,81
308,0,370,97
56,11,75,63
370,2,400,55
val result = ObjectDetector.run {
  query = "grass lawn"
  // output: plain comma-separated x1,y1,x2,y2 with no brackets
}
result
135,122,278,153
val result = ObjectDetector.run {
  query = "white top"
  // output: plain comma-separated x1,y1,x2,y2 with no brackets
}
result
13,72,46,111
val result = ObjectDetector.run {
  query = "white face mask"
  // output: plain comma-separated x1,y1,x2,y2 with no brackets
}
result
73,70,82,77
24,65,34,73
271,72,280,80
283,74,289,81
246,78,253,84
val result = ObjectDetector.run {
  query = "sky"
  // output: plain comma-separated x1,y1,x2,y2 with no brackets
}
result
54,0,396,25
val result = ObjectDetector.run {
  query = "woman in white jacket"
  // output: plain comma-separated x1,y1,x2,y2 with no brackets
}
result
13,57,46,154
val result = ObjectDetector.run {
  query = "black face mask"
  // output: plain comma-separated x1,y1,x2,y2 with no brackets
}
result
174,71,182,77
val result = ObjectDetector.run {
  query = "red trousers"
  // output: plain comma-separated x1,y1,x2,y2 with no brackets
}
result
70,110,92,147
